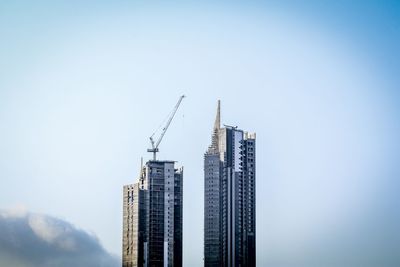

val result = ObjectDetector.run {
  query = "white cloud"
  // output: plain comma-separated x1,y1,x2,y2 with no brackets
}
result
0,205,28,219
29,214,62,243
28,214,78,251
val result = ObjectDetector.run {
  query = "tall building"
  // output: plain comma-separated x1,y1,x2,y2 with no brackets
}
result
123,183,145,267
204,101,256,267
123,160,183,267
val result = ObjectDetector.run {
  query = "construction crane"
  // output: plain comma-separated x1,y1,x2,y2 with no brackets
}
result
147,95,185,160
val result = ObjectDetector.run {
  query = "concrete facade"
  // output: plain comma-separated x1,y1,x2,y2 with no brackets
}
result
123,183,145,267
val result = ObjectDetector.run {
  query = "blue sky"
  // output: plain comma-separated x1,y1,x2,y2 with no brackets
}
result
1,1,399,266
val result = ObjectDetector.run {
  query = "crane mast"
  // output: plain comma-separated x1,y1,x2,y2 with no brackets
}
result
147,95,185,160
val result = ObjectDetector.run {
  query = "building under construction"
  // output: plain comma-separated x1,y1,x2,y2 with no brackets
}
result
123,96,184,267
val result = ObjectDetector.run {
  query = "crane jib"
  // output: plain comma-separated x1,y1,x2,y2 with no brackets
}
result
147,95,185,161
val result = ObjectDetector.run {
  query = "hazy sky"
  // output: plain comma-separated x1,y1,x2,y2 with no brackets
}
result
1,1,400,266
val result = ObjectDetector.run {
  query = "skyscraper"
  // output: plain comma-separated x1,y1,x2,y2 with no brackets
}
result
204,101,256,267
123,183,145,267
123,160,183,267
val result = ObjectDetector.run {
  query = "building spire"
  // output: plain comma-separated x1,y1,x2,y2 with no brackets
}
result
214,100,221,131
208,100,221,154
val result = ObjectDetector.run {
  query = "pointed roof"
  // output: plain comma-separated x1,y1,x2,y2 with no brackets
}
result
214,100,220,131
207,100,221,154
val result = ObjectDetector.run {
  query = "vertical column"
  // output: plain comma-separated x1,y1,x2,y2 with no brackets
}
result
164,162,175,267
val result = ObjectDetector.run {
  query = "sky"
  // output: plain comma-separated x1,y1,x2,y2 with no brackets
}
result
0,1,400,266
